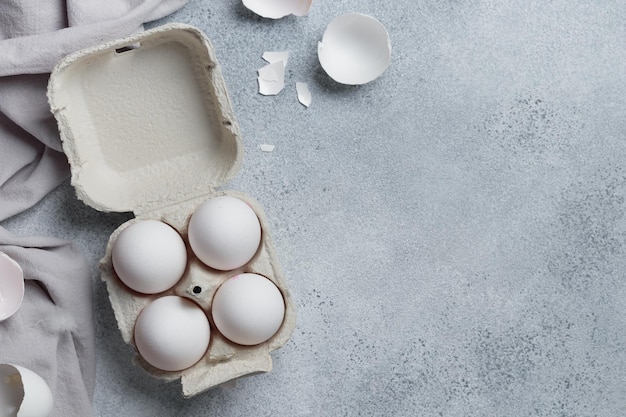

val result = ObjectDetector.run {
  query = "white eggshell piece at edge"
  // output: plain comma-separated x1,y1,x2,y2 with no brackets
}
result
112,220,187,294
0,252,25,322
211,273,285,346
0,364,54,417
134,296,211,372
188,196,262,271
243,0,312,19
318,13,392,85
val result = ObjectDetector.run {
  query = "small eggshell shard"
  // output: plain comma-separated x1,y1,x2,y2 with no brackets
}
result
318,13,392,85
243,0,312,19
188,196,262,271
0,364,54,417
296,82,311,107
111,220,187,294
134,296,211,372
262,51,289,66
211,273,285,346
258,60,286,95
0,252,25,322
260,144,275,152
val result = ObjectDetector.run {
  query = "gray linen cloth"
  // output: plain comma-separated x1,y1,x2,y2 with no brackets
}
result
0,1,187,415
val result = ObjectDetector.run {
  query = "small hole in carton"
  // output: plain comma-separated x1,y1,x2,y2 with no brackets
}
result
193,286,202,294
115,43,141,54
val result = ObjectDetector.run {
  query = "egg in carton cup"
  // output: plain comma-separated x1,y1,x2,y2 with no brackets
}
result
47,23,296,398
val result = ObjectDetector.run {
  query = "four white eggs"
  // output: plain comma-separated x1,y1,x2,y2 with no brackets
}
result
110,196,285,371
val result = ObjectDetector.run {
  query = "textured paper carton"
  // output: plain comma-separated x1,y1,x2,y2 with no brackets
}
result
47,23,296,397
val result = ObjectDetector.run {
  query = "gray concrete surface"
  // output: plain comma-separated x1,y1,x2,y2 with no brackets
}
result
3,0,626,415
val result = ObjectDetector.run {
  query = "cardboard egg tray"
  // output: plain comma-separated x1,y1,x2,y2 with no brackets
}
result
47,23,296,397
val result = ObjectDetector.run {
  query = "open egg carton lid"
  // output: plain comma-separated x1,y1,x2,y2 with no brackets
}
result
47,23,243,215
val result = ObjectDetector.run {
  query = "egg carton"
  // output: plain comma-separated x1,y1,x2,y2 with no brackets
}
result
47,23,296,398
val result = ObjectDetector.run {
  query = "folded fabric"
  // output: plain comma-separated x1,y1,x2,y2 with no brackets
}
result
0,0,188,76
0,1,188,416
0,75,68,222
0,229,95,417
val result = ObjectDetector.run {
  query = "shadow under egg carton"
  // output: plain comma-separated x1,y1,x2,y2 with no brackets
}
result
99,191,296,397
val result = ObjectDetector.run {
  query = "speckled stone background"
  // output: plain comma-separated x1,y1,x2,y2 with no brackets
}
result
3,0,626,416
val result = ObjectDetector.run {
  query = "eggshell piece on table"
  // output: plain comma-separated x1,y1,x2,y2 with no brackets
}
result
258,51,289,95
0,364,54,417
257,60,286,96
188,196,262,271
0,252,25,322
318,13,391,85
211,273,285,346
112,220,187,294
262,51,289,66
243,0,312,19
134,296,211,372
296,82,311,107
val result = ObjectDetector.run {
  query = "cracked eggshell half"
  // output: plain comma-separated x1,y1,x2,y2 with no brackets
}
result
0,252,25,322
243,0,312,19
318,13,391,85
0,364,54,417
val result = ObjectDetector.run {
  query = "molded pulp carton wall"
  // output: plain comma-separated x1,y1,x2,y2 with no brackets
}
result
47,23,296,397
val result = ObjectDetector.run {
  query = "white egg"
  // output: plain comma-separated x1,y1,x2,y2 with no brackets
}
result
0,364,54,417
242,0,312,19
112,220,187,294
188,196,261,271
318,13,392,85
134,296,210,371
0,252,25,322
211,273,285,346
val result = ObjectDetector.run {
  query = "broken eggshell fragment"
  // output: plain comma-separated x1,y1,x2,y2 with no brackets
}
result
0,364,54,417
262,51,289,66
296,82,311,107
0,252,25,322
243,0,312,19
258,51,289,96
257,60,286,96
318,13,391,85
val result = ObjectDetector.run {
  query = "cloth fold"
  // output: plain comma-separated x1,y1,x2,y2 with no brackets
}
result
0,0,188,76
0,1,188,416
0,228,95,417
